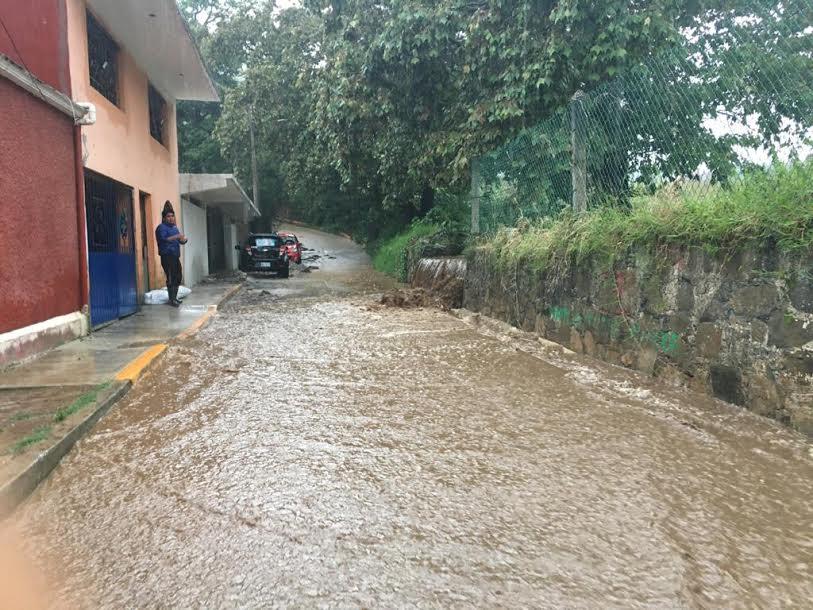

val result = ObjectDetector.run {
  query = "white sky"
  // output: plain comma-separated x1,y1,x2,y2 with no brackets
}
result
276,0,299,7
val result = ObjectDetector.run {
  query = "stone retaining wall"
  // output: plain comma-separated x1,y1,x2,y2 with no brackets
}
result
464,245,813,434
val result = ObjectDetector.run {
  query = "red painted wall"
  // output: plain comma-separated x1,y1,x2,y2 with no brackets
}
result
0,0,71,94
0,77,82,333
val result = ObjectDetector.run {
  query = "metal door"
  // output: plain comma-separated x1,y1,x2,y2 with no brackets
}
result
85,172,138,326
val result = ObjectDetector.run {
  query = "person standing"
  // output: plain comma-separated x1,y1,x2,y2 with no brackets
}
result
155,201,188,307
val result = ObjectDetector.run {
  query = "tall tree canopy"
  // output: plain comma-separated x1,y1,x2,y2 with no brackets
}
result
177,0,809,240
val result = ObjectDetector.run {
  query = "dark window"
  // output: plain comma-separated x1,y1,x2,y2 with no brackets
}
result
87,12,118,105
148,84,167,145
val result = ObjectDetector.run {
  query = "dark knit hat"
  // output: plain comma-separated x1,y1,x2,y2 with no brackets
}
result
161,201,175,218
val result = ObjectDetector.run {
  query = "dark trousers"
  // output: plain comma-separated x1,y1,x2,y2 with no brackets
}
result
160,254,183,302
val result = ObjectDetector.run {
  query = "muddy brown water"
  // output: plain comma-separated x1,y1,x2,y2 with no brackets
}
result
2,227,811,608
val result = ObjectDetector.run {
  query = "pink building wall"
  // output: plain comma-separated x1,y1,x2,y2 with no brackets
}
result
0,0,71,94
66,0,182,292
0,0,85,337
0,79,82,334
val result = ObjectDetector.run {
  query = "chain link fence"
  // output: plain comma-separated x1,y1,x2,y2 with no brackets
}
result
472,0,813,234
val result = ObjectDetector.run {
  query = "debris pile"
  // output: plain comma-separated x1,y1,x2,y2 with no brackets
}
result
379,273,463,310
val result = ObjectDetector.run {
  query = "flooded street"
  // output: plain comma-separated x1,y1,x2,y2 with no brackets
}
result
4,227,812,608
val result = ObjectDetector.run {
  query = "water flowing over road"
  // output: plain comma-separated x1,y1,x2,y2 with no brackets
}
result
4,227,812,608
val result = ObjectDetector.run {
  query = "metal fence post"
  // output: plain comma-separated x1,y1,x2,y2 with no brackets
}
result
470,159,481,234
249,104,260,212
570,90,587,213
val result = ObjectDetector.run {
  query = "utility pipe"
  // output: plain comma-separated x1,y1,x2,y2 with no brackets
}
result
73,125,90,314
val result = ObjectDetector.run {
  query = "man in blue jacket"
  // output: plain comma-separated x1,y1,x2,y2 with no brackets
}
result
155,201,188,307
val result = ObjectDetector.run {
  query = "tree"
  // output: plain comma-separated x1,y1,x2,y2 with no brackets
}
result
181,0,764,238
474,0,813,218
176,0,255,176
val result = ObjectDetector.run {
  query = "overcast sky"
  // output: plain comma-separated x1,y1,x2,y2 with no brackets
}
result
275,0,300,10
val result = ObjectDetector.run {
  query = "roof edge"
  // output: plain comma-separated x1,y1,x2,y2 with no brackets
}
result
173,4,220,102
0,53,89,120
226,176,261,217
180,173,260,218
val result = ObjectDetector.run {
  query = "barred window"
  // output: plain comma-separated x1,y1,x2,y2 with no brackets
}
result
87,12,118,105
148,84,167,145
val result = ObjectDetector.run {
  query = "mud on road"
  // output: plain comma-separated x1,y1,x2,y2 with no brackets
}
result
4,226,812,608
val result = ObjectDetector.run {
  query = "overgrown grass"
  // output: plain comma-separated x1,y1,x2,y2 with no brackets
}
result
372,222,440,280
10,426,52,455
53,382,111,424
481,160,813,272
9,411,35,423
4,383,112,455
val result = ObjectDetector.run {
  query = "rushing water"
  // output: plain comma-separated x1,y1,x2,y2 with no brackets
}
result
3,227,811,608
411,257,467,286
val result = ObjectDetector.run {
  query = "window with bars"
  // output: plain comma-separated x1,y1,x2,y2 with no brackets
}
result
148,84,167,146
87,12,118,105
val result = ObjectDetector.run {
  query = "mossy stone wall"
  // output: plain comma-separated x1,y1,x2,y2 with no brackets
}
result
464,245,813,434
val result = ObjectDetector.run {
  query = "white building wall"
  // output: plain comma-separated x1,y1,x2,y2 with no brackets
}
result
224,223,239,271
181,198,208,287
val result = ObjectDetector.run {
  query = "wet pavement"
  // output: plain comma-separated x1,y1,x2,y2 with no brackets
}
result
0,280,238,390
2,226,812,608
0,276,240,504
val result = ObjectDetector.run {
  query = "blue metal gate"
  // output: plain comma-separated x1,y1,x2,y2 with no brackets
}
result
85,172,138,327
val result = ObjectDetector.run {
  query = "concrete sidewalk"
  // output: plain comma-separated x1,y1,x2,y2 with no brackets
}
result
0,280,239,389
0,277,241,517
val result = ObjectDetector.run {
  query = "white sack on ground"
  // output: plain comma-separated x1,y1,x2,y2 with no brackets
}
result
144,286,191,305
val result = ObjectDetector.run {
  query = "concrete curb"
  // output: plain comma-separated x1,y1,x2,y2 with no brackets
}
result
0,380,131,520
175,283,242,342
217,282,243,308
0,283,242,520
115,344,168,383
176,308,216,341
0,311,88,370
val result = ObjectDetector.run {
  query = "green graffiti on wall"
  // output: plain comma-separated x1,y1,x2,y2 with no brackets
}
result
549,306,570,323
546,306,680,354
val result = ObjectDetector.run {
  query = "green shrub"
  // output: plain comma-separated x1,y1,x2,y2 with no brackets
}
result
372,222,441,281
481,160,813,273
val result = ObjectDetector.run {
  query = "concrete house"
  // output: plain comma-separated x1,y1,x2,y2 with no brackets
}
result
66,0,219,326
180,174,260,287
0,0,218,366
